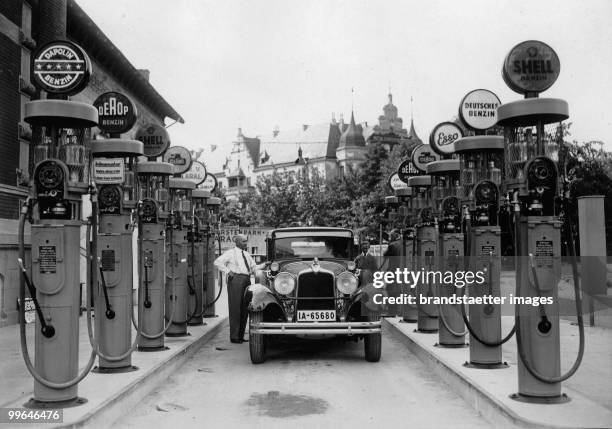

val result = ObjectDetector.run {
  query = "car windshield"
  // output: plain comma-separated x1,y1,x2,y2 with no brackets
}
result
274,236,352,259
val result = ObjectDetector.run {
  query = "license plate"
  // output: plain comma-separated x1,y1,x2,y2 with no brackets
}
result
297,310,336,322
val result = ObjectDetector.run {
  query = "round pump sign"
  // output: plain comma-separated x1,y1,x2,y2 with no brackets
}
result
458,89,501,131
136,123,171,158
201,173,218,193
502,40,561,94
163,146,193,175
397,158,418,183
411,144,440,173
94,92,137,134
183,160,207,185
32,40,91,95
388,172,408,191
429,122,464,155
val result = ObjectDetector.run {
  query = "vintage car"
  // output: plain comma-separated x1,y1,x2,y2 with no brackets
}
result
248,227,382,364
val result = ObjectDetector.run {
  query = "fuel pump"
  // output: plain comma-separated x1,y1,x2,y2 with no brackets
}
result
427,160,467,347
19,101,98,406
454,136,511,368
383,196,400,316
135,161,174,350
165,178,196,336
498,96,584,403
187,189,211,326
396,188,417,323
89,140,143,372
203,197,222,318
16,39,100,407
497,41,585,402
408,175,438,333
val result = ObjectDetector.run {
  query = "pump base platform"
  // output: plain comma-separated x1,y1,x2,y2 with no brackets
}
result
463,361,509,369
24,396,87,409
384,314,612,429
203,314,219,318
510,392,571,404
1,315,228,428
165,332,191,337
92,365,139,374
137,345,170,352
435,342,469,348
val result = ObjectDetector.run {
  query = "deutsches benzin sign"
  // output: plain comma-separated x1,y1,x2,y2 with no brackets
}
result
218,227,271,256
93,158,125,184
458,89,501,131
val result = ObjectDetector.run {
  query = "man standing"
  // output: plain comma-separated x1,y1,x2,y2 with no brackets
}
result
354,241,378,284
214,234,256,343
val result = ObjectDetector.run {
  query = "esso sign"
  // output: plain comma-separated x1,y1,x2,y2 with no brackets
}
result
429,122,464,156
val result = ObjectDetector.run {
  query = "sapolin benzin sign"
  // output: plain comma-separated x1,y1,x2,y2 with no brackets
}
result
32,40,91,95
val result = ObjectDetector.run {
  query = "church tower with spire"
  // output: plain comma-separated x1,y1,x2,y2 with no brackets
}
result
336,110,367,177
368,93,421,151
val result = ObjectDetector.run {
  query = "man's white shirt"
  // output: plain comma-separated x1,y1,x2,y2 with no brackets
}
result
213,247,256,275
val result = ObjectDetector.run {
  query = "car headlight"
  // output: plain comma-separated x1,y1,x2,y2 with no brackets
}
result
336,271,358,294
346,261,356,271
269,261,280,273
273,272,295,295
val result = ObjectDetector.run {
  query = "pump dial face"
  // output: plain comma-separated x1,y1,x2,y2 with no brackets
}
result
37,163,64,189
442,197,459,214
527,157,557,189
99,186,121,207
142,200,156,218
474,181,497,204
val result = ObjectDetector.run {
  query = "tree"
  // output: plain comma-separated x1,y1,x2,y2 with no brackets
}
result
564,138,612,255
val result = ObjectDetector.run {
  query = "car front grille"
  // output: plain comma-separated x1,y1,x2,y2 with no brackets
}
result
295,271,335,311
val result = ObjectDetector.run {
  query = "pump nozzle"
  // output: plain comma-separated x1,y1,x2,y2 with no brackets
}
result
17,258,55,338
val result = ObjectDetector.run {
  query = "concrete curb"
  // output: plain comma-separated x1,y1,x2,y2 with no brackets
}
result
57,317,227,429
383,318,611,429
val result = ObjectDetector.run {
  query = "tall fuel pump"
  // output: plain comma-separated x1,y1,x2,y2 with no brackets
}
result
454,136,511,368
165,178,196,336
203,197,222,318
90,140,143,372
427,160,467,347
408,175,438,333
135,161,174,350
17,40,98,407
188,189,211,326
497,41,584,402
397,188,417,323
383,195,400,316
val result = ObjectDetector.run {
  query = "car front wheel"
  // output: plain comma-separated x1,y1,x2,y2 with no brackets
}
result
364,311,381,362
249,311,266,364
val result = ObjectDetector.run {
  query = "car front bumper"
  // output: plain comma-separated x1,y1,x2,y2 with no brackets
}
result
249,321,381,335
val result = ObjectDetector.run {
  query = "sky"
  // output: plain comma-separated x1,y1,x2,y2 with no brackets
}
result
78,0,612,172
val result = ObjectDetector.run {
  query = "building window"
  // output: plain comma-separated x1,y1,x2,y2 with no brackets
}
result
229,178,238,188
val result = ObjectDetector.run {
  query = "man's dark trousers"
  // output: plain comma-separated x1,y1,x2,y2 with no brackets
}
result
228,273,250,341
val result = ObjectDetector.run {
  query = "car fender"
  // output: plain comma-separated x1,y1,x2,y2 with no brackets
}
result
247,283,280,312
357,282,387,312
